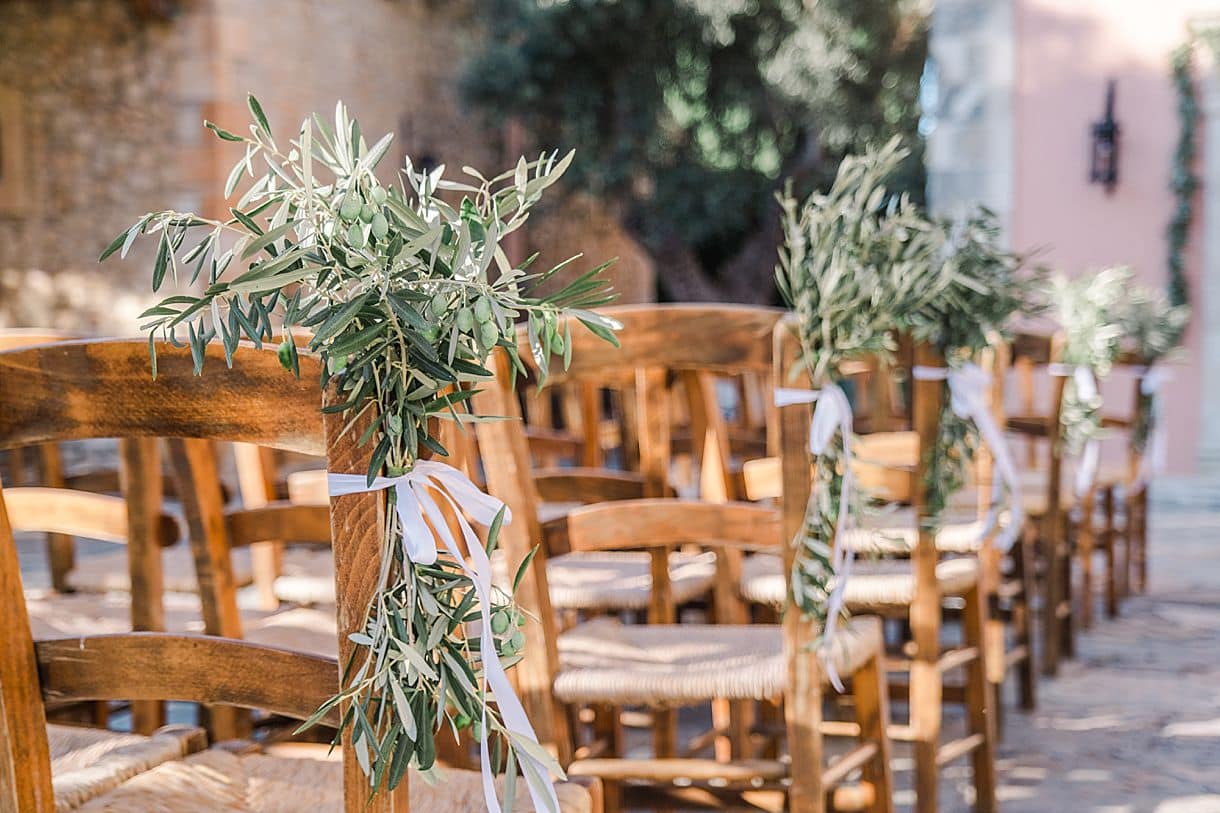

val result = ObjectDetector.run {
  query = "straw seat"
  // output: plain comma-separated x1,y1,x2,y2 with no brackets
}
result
489,549,718,613
66,545,254,594
839,517,992,556
553,615,880,706
739,554,978,612
25,591,206,640
270,547,337,606
72,746,592,813
49,723,205,812
243,606,338,658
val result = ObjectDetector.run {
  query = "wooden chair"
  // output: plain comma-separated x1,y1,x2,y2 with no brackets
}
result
508,304,784,624
1004,331,1126,672
738,323,997,813
474,349,894,813
0,338,594,813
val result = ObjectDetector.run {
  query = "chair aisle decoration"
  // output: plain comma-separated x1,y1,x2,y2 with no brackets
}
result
102,96,618,809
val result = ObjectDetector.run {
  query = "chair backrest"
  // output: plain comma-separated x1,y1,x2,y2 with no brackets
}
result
516,304,784,505
0,339,401,812
1006,330,1069,529
473,342,792,766
773,317,947,606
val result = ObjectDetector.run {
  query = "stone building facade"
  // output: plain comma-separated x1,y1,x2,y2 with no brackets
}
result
0,0,654,333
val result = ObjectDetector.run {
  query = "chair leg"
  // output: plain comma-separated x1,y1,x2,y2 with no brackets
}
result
1060,529,1075,661
853,648,894,813
963,584,998,813
1041,516,1061,676
1077,493,1095,630
909,605,941,813
592,704,623,811
1136,491,1149,593
1015,527,1038,710
1102,487,1118,618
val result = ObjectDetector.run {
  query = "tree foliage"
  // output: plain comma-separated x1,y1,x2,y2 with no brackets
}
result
462,0,928,302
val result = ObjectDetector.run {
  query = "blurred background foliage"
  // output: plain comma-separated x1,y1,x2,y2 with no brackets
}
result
462,0,928,303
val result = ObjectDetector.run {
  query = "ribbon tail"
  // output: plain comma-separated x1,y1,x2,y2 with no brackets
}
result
422,486,560,813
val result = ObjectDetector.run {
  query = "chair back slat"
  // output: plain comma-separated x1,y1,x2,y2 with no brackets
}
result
2,487,179,546
562,499,779,553
225,503,333,547
0,340,324,455
36,634,340,726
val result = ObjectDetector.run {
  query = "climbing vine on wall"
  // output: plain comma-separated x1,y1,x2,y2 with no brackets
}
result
1168,41,1198,308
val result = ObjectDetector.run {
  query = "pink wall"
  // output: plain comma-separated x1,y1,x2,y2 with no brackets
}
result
1012,0,1206,475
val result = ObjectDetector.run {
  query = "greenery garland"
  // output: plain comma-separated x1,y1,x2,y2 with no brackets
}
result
1168,42,1198,308
776,138,949,628
102,97,617,800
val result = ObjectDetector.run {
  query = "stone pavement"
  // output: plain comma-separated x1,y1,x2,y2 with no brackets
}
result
936,507,1220,812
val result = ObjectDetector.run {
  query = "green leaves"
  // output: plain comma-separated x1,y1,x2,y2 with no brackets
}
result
101,97,615,798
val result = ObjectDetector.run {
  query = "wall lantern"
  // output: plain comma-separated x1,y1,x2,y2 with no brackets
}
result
1090,80,1120,193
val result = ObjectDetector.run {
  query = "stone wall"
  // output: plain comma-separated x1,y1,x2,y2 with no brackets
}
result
0,0,653,336
0,0,211,331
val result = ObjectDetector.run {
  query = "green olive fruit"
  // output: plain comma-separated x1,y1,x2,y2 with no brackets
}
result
454,713,472,730
550,332,565,354
479,320,499,347
491,610,511,635
456,308,475,332
430,292,448,316
347,223,365,248
359,203,375,223
473,297,493,322
276,340,294,370
339,197,360,221
370,185,387,205
370,211,389,240
508,630,525,652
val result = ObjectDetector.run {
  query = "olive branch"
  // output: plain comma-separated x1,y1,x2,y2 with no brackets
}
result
102,95,618,804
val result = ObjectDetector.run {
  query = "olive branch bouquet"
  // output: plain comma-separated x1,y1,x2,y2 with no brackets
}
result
1118,285,1189,456
902,211,1042,521
776,137,950,629
102,96,618,803
1048,267,1128,456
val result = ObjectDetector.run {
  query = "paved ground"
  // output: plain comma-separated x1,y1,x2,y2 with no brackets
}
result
935,506,1220,813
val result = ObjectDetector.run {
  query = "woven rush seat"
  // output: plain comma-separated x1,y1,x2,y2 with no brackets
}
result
739,554,978,612
49,723,204,812
66,545,254,594
840,516,991,556
73,745,592,813
271,547,337,606
243,606,338,658
1017,467,1128,517
494,550,718,612
26,590,206,640
553,615,879,706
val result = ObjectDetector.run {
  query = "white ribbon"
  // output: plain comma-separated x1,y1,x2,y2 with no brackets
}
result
775,383,854,690
1132,365,1173,488
911,364,1025,552
1049,364,1102,497
328,460,559,813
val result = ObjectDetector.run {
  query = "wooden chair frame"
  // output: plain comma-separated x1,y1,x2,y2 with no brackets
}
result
0,338,408,812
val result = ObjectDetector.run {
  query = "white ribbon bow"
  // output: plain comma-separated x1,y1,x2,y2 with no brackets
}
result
328,460,559,813
1132,365,1173,488
911,364,1025,552
1050,364,1102,497
775,383,854,690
